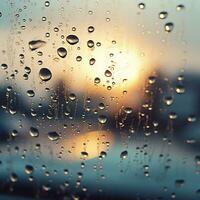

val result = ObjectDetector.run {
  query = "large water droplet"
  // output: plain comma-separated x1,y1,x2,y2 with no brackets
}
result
87,40,95,48
138,3,145,9
98,115,107,124
89,58,96,65
164,22,174,32
159,11,168,19
66,35,79,45
164,96,173,106
27,90,35,97
29,40,46,51
176,4,185,11
176,85,185,94
104,70,112,77
57,47,67,58
25,165,34,174
39,68,52,81
94,77,101,84
88,26,95,33
81,151,89,158
120,150,128,159
48,131,59,141
29,127,39,137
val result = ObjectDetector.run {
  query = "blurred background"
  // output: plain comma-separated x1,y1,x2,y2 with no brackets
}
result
0,0,200,199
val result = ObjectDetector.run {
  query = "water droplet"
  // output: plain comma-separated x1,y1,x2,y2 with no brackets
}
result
176,4,185,11
87,40,95,48
81,151,88,158
164,22,174,32
69,93,76,101
98,103,105,110
66,35,79,45
25,165,34,174
42,184,51,191
159,11,168,19
120,150,128,159
100,151,107,158
88,26,95,33
27,90,35,97
10,173,18,182
11,130,18,137
169,112,177,120
29,127,39,137
123,107,133,114
148,76,156,84
57,47,67,58
29,40,46,51
164,96,173,106
187,115,196,123
89,58,96,65
76,56,82,62
24,66,31,74
176,85,185,94
98,115,107,124
1,63,8,70
177,74,184,81
48,131,59,141
104,70,112,77
94,77,101,84
45,1,50,7
39,68,52,81
138,3,145,9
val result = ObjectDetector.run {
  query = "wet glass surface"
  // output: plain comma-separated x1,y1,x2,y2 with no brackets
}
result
0,0,200,199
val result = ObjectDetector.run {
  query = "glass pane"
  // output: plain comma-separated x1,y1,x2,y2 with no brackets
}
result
0,0,200,199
